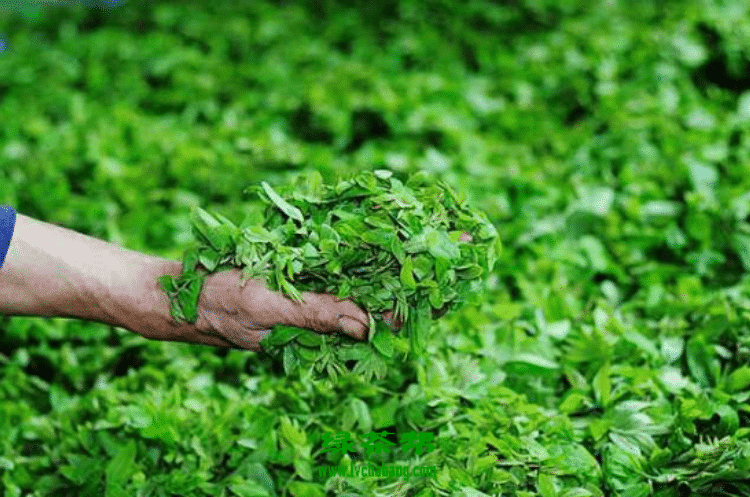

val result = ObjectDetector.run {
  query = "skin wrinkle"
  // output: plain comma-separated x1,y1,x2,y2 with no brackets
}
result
197,278,268,348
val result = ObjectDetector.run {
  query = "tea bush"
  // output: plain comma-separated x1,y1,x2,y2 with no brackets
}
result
2,1,750,496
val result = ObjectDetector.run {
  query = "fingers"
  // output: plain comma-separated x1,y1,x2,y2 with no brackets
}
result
301,292,369,341
460,231,473,242
302,292,407,342
233,279,372,342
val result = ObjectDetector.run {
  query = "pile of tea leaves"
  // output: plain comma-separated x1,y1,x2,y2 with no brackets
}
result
158,170,500,380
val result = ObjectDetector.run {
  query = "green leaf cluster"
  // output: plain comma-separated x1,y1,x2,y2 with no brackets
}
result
159,170,499,379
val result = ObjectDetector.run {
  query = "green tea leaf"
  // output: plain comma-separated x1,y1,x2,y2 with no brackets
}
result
198,248,222,271
428,287,444,308
283,344,299,375
261,325,306,348
177,272,203,323
374,169,393,180
296,330,324,348
293,169,325,203
400,255,417,289
372,322,395,358
243,226,275,243
410,299,430,356
191,207,232,250
261,181,304,223
280,277,304,304
229,481,272,497
593,362,611,408
105,440,136,497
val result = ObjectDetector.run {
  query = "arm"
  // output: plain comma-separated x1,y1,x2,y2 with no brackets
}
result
0,213,214,343
0,213,377,350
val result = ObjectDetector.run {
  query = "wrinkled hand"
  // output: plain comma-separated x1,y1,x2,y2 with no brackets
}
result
183,231,472,351
188,270,397,351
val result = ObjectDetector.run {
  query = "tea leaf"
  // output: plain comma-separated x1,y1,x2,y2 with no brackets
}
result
372,323,395,358
400,256,417,290
261,181,304,223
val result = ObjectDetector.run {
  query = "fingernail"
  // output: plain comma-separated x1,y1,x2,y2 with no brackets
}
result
338,316,365,339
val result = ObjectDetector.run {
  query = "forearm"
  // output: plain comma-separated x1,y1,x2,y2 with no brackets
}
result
0,214,209,343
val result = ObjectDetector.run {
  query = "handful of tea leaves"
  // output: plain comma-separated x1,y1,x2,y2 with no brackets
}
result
158,170,499,380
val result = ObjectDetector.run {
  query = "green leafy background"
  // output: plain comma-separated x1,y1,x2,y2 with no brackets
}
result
2,1,750,496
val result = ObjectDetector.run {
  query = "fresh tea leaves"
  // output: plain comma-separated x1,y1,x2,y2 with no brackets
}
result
158,170,500,380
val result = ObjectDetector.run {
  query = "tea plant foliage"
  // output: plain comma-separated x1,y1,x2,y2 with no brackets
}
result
1,1,750,496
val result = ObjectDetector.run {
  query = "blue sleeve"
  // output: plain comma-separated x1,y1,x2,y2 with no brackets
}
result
0,206,17,270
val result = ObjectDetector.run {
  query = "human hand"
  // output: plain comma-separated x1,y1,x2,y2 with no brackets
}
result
132,231,474,351
182,269,400,351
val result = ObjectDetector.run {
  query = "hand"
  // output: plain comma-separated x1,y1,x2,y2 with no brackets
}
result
184,269,399,351
170,231,473,350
